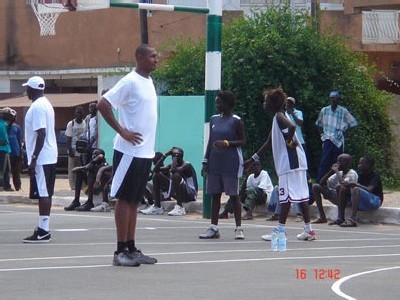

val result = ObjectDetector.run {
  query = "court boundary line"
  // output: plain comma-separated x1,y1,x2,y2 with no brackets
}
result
331,265,400,300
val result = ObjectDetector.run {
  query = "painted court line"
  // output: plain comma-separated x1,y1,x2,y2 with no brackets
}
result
331,266,400,300
1,253,400,273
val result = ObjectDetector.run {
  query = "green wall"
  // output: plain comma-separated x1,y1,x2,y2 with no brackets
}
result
98,96,205,188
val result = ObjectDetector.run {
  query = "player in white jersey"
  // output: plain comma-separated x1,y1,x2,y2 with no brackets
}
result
245,88,316,241
98,44,159,267
21,76,57,243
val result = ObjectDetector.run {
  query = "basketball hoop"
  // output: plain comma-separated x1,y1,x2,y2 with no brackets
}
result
30,1,69,36
28,1,110,36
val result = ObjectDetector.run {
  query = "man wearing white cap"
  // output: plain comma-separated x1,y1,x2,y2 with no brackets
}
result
22,76,57,243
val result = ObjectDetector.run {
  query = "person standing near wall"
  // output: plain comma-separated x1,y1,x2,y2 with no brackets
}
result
199,90,246,240
0,108,11,191
21,76,57,243
3,108,23,191
65,106,86,190
97,44,159,267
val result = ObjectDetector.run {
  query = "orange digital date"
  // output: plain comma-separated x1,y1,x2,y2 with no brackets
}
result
295,268,341,280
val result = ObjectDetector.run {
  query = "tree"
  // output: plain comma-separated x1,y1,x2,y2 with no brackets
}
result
153,5,397,185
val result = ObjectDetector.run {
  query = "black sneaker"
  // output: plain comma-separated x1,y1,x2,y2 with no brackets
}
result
127,249,157,264
113,251,141,267
23,227,51,243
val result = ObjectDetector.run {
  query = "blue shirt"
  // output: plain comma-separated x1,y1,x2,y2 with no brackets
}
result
287,109,305,145
8,123,22,157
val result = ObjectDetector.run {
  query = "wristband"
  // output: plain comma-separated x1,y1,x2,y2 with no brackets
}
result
251,153,260,161
223,140,229,147
202,158,208,165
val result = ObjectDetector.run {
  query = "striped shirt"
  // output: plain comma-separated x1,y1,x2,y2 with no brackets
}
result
315,105,358,148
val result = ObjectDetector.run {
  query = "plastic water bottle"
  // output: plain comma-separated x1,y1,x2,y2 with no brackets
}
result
278,229,287,252
271,229,278,252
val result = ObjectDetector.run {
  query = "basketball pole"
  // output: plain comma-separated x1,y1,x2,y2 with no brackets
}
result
109,0,222,218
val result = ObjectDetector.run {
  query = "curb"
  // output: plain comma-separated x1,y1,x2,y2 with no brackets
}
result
2,194,399,226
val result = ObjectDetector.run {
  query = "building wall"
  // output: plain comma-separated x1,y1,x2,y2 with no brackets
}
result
0,0,208,70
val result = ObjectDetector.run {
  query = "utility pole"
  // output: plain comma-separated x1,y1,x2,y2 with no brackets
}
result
311,0,320,32
139,0,149,43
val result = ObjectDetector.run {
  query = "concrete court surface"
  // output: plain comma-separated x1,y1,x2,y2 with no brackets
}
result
1,203,400,300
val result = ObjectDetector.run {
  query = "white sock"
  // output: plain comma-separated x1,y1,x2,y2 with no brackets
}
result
211,224,218,231
39,216,50,232
304,223,312,232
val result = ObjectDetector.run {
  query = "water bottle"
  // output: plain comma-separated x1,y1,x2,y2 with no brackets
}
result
271,229,278,252
278,229,287,252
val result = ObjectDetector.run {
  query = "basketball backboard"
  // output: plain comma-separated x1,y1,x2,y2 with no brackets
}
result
28,0,110,35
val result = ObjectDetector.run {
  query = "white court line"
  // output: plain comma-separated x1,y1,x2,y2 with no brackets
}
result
2,245,400,263
1,253,400,273
331,266,400,300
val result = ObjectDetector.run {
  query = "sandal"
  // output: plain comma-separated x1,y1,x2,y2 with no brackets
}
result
340,219,358,227
328,218,344,226
266,215,279,221
311,217,327,224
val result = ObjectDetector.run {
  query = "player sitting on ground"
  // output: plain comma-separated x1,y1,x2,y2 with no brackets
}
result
140,147,198,216
336,155,383,227
64,148,108,211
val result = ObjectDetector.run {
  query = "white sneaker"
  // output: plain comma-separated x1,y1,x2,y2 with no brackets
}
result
167,205,186,216
296,230,317,241
91,202,111,212
140,204,164,215
261,234,272,241
235,228,245,240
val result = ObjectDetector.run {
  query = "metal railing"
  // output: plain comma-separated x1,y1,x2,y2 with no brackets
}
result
362,11,400,44
165,0,343,11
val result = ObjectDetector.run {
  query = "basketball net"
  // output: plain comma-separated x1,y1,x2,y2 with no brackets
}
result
31,3,65,36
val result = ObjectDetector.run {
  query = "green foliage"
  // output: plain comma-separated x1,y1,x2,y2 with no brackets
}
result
153,5,398,186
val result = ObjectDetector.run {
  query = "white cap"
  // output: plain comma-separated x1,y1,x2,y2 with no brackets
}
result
287,97,296,104
2,107,16,117
22,76,45,90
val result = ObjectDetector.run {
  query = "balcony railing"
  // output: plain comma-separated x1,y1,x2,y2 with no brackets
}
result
166,0,343,11
362,11,400,44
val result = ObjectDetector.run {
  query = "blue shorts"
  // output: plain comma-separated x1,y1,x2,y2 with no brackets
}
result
357,189,381,211
206,174,239,196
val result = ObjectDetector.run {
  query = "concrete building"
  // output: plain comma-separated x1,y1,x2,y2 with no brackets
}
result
1,1,400,122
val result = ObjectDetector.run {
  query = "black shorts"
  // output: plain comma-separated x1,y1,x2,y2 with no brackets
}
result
111,150,152,203
30,164,56,199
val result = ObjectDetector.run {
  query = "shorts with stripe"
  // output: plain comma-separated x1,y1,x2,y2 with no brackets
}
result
30,164,56,199
206,174,239,196
278,170,309,204
111,150,152,203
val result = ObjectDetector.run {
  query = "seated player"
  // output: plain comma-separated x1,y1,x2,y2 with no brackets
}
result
310,153,357,225
140,147,198,216
337,155,383,227
64,148,108,211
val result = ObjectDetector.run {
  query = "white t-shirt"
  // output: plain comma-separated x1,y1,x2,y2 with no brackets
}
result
103,70,158,158
65,119,87,156
246,170,274,200
327,169,358,191
85,116,97,149
25,96,57,165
